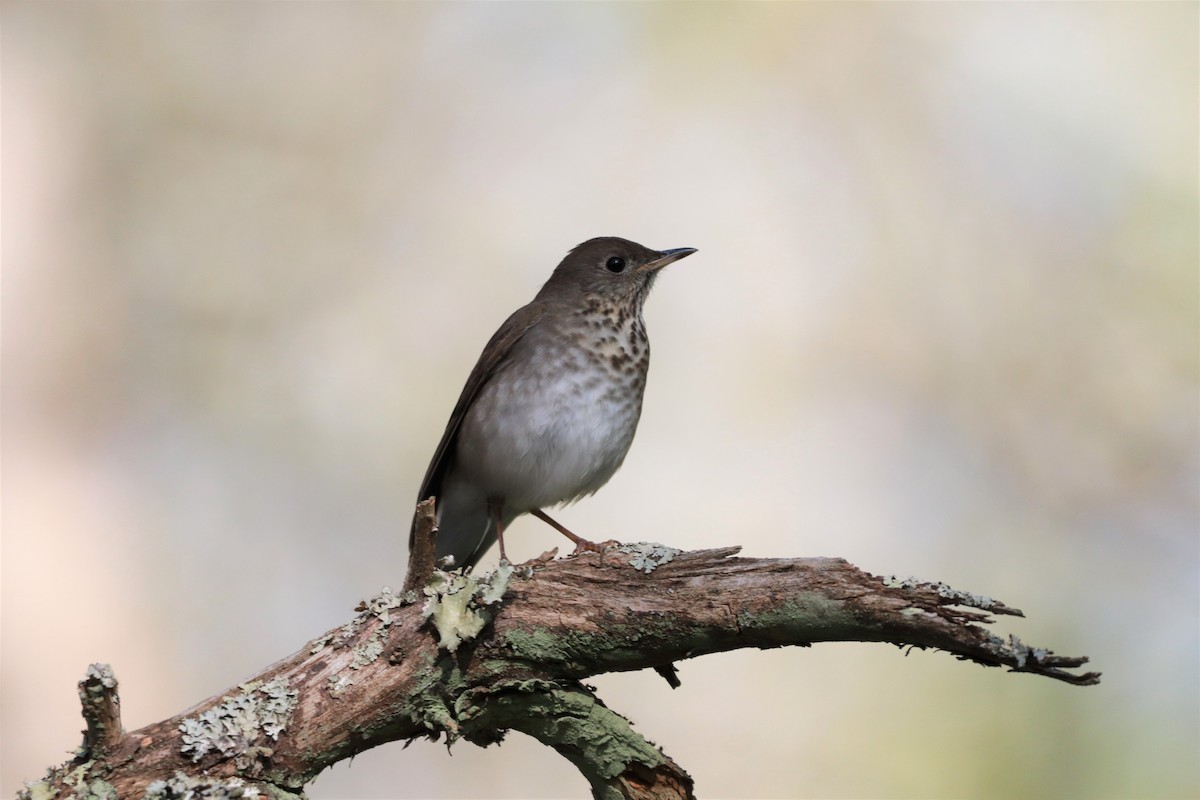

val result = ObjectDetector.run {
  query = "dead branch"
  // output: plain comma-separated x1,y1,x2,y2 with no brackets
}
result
21,521,1099,800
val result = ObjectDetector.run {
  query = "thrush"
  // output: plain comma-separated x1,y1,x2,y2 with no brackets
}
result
411,236,696,571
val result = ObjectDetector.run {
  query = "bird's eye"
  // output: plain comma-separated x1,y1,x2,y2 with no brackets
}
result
605,256,626,273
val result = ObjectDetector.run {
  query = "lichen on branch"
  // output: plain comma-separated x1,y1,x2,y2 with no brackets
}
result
22,542,1099,800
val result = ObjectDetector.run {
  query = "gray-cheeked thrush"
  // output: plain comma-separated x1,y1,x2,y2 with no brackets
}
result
411,237,696,570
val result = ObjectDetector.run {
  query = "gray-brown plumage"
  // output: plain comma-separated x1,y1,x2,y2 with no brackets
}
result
411,236,696,570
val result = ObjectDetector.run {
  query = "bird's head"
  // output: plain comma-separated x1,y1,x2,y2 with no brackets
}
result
538,237,696,310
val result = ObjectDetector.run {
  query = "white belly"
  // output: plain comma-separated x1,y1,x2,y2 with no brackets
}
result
452,330,647,511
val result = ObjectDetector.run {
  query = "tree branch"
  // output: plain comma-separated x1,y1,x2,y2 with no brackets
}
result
78,663,124,759
21,538,1099,799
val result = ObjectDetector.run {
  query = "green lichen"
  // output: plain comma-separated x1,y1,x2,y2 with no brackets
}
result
423,573,486,652
503,627,581,664
421,563,513,653
335,619,359,645
179,678,298,763
351,638,384,669
327,673,354,697
407,690,460,739
18,765,62,800
502,615,692,678
477,562,514,604
497,591,856,679
735,593,858,643
359,586,410,625
471,683,667,788
17,781,56,800
617,543,681,573
55,763,116,800
323,586,421,698
393,566,520,743
258,678,296,739
82,780,116,800
396,653,461,737
62,763,89,794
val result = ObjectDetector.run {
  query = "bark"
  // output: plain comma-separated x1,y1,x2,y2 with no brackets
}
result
21,511,1099,800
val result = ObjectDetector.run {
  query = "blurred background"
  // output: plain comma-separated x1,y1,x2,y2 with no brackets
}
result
3,3,1197,798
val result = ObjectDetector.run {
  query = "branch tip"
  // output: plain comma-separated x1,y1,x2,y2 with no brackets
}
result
403,497,439,593
78,663,124,757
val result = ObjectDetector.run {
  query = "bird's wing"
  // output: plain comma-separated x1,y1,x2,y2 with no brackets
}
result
411,300,547,539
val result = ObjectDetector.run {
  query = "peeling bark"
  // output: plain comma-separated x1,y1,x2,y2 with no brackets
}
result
21,537,1099,800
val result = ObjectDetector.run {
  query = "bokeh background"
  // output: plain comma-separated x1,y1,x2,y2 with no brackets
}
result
4,3,1197,798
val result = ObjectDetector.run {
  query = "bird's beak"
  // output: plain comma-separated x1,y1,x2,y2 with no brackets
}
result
640,247,698,272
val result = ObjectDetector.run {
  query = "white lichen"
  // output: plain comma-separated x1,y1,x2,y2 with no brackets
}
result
351,638,385,669
328,673,355,697
882,575,1009,612
360,585,409,625
179,678,298,762
145,771,261,799
57,763,116,800
618,543,681,573
421,563,514,653
323,585,423,697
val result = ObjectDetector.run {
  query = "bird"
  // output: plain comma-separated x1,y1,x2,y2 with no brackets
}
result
410,236,696,572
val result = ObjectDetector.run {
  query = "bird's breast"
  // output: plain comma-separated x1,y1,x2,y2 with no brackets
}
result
454,313,651,510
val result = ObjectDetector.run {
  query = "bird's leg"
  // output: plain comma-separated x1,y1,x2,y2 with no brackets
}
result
530,509,612,556
489,498,509,563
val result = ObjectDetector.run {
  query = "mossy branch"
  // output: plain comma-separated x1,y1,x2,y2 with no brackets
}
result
21,511,1099,799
